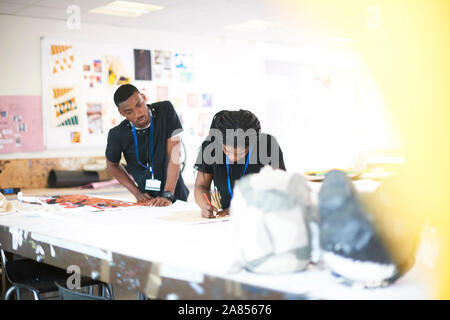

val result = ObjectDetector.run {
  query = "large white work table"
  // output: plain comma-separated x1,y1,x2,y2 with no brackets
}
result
0,183,432,300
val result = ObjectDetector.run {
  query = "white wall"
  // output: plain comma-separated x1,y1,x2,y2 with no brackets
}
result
0,14,402,184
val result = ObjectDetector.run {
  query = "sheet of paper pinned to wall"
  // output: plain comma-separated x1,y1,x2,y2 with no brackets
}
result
50,87,81,128
42,38,139,149
174,52,194,83
0,96,44,154
134,49,152,81
154,50,172,80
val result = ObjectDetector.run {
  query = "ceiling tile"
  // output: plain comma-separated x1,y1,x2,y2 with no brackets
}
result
34,0,186,11
37,0,111,11
122,0,185,6
0,0,41,4
14,5,67,20
80,11,130,25
0,2,27,14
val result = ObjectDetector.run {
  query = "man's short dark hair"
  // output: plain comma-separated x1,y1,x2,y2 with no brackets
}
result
113,84,139,107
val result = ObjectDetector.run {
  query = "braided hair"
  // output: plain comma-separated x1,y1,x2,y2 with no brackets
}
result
207,110,261,147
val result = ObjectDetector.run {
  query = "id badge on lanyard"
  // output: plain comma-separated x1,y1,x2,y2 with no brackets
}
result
145,178,161,191
131,113,161,192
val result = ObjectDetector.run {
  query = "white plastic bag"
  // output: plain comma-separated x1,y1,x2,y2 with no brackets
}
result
230,166,315,274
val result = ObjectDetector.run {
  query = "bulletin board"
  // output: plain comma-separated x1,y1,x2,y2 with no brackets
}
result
41,37,217,151
0,96,44,153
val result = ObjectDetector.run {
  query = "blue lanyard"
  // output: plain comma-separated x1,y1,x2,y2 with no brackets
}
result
131,113,154,178
225,146,253,199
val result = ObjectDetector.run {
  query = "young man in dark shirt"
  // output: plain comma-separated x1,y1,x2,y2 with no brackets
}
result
106,84,189,206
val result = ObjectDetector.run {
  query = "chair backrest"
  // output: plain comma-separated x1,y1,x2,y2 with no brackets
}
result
1,248,7,265
0,248,12,283
55,281,109,300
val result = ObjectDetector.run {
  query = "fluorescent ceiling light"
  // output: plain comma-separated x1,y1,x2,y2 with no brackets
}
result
90,1,163,17
224,19,279,32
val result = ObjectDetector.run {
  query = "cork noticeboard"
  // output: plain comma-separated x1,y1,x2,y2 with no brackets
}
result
0,157,111,189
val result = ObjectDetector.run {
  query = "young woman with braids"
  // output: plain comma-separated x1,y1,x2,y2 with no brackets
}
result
194,110,286,218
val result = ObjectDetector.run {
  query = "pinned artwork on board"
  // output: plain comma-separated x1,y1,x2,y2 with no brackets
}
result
71,131,81,144
180,72,193,83
187,93,198,108
201,93,213,107
51,87,81,128
89,75,97,88
197,113,211,137
86,102,103,134
105,55,130,86
174,53,194,83
134,49,152,81
157,86,169,102
0,96,44,153
172,96,185,109
174,53,193,69
93,60,102,73
14,134,21,146
50,44,75,75
17,123,27,133
155,50,172,69
154,50,172,80
82,59,103,89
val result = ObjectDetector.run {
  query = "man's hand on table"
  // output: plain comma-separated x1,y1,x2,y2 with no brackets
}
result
147,196,172,207
135,191,153,205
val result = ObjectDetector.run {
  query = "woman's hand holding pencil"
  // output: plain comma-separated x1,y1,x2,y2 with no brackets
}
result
202,193,218,219
216,208,229,217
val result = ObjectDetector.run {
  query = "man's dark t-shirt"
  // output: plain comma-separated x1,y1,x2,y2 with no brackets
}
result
105,101,189,201
194,133,286,209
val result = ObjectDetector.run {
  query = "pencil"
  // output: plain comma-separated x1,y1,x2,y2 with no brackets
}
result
203,192,217,217
210,190,218,208
203,192,212,206
214,186,222,210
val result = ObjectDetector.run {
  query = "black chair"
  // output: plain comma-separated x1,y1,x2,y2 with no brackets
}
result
55,281,109,300
1,249,111,300
0,259,6,298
